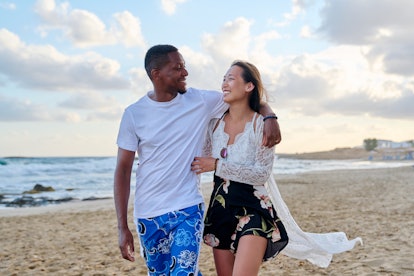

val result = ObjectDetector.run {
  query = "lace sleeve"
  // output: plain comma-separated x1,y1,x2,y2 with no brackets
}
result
216,117,274,185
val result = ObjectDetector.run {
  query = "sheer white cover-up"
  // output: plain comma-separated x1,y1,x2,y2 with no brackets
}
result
204,116,362,268
265,175,362,267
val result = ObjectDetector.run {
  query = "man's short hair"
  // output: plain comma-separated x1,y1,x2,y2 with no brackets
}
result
144,44,178,79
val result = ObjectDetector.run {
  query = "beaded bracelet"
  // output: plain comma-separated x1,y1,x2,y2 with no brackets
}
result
263,114,278,121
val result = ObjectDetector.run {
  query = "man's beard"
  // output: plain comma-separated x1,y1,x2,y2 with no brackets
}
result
178,89,187,94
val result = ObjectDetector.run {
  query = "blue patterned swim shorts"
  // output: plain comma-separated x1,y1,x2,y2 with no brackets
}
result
136,203,204,276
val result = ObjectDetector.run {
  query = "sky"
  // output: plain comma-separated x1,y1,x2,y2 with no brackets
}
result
0,0,413,157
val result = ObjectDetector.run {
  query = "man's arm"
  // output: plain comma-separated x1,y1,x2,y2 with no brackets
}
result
114,148,136,262
259,102,281,147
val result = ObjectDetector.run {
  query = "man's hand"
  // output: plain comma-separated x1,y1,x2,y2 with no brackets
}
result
118,227,135,262
262,118,281,147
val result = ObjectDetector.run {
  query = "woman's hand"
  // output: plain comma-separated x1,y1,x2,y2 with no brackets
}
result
191,157,217,174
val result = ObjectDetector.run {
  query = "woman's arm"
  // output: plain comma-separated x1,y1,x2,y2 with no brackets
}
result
215,146,274,185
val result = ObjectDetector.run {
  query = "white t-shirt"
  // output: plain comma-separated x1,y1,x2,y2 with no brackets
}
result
117,88,227,218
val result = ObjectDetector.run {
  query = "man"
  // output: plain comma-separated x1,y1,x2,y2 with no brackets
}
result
114,44,281,275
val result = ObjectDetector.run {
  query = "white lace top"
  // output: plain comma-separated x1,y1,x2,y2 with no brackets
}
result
203,113,362,268
203,113,274,185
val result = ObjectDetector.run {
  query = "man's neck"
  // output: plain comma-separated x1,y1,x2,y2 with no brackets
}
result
148,90,178,102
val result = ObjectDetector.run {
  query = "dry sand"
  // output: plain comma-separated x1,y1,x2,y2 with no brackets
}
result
1,165,414,275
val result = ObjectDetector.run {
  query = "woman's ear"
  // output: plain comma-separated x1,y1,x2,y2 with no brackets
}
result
245,82,254,93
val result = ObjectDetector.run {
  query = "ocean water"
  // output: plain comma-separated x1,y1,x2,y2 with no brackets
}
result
0,156,413,208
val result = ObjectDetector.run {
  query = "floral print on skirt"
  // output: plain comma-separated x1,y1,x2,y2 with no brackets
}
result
203,175,288,261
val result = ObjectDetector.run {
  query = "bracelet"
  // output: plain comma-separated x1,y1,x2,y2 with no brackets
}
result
263,114,278,121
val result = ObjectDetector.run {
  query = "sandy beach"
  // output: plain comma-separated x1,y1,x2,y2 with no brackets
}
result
1,165,413,275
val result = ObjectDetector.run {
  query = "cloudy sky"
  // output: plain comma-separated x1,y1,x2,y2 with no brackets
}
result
0,0,413,157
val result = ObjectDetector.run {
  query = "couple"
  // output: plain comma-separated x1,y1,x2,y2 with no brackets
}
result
114,44,283,275
114,44,361,276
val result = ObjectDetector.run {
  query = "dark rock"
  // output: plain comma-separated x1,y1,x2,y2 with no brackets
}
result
4,196,74,207
23,184,55,194
82,196,112,201
6,196,48,207
54,197,74,203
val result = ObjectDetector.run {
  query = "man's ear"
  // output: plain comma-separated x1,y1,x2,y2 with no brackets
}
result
151,68,159,80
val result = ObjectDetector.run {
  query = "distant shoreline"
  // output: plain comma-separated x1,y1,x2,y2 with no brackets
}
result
278,146,414,160
2,147,413,160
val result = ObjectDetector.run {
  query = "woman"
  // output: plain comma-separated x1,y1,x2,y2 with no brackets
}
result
191,60,288,276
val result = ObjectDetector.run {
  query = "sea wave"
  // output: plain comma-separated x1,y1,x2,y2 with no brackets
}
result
1,156,413,208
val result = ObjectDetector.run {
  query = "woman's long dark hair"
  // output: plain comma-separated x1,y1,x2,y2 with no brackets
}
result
231,60,267,112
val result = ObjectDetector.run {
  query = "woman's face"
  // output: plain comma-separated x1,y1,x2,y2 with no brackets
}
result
221,65,251,104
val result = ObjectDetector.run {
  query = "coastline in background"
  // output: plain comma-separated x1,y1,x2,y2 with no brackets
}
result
1,147,413,208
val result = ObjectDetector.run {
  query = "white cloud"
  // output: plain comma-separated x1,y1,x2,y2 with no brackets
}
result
253,31,282,51
300,25,312,38
34,0,146,48
129,67,153,97
161,0,188,15
179,46,220,90
0,94,80,122
4,1,411,125
85,108,124,121
177,17,276,90
59,91,125,121
181,16,413,121
0,90,124,122
272,0,315,27
34,0,69,25
323,86,414,119
317,0,414,76
0,29,129,91
65,9,111,47
59,91,117,109
284,0,306,21
111,11,146,48
265,44,414,120
202,17,253,64
274,54,333,115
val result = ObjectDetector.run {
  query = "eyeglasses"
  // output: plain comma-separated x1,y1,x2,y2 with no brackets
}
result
220,147,228,159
